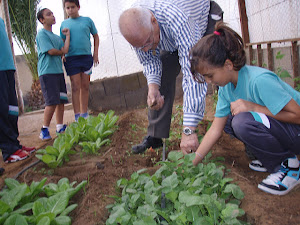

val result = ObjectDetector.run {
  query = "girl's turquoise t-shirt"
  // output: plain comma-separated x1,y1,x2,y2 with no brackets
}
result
215,65,300,117
60,16,97,57
0,18,15,71
36,29,64,76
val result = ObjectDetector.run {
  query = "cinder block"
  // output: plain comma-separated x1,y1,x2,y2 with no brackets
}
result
89,80,106,101
120,73,141,92
102,77,121,95
124,88,147,108
137,72,147,87
89,93,126,111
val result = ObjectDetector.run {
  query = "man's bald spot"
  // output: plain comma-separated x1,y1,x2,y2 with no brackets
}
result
119,7,152,44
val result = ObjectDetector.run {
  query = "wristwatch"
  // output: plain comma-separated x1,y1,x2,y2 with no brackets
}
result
183,127,196,136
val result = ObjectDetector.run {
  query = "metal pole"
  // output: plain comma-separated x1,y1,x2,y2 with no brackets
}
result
160,138,166,223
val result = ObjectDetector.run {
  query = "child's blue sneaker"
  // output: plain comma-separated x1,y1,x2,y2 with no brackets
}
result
56,124,67,134
39,127,52,140
258,157,300,195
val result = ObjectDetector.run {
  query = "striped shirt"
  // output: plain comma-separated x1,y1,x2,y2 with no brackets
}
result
133,0,210,127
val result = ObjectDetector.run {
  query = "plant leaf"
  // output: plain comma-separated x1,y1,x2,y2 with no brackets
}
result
53,216,71,225
36,216,50,225
4,214,28,225
46,192,69,215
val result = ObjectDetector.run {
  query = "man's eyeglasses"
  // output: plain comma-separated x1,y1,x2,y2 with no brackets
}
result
132,27,154,51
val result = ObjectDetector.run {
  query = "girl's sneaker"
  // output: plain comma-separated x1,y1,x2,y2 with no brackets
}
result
249,160,267,172
39,127,52,140
5,149,29,163
258,157,300,195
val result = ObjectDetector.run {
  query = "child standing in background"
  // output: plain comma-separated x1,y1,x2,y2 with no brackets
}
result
0,17,35,163
36,8,70,140
189,22,300,195
60,0,99,122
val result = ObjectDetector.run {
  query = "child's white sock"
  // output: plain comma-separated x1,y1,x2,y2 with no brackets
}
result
56,124,64,132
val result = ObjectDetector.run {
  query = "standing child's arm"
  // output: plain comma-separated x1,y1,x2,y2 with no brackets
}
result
60,28,70,54
93,33,99,66
193,116,228,166
48,28,70,56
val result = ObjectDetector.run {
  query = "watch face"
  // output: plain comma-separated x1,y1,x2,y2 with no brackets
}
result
184,127,191,135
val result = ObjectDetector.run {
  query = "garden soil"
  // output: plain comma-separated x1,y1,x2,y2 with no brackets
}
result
1,95,300,225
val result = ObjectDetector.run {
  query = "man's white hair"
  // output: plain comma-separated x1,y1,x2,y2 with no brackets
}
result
119,7,152,38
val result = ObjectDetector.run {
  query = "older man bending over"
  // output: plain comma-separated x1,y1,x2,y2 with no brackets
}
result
119,0,223,154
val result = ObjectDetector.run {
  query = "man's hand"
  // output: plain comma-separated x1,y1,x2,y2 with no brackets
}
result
180,131,199,155
147,84,164,110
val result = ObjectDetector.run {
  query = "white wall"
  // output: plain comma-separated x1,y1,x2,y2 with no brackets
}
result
78,0,143,81
5,0,300,82
214,0,242,37
245,0,300,43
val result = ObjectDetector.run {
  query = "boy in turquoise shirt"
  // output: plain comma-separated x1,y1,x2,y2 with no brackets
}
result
0,17,35,163
60,0,99,122
36,8,70,140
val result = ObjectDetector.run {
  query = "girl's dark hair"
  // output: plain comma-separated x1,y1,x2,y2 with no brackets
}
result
37,8,48,23
190,22,246,82
64,0,80,7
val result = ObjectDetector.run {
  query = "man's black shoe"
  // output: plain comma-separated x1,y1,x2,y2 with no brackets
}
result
132,136,163,154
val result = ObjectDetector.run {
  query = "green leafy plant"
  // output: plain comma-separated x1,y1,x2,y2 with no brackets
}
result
0,178,86,225
275,51,292,80
36,111,119,167
43,178,87,199
106,151,246,224
212,88,218,109
130,123,137,131
294,77,300,92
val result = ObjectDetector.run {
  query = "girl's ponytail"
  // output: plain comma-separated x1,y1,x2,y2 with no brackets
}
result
190,22,246,80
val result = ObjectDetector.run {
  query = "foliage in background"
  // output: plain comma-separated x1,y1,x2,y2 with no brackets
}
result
251,51,299,90
36,111,119,168
106,151,246,225
8,0,40,81
0,177,86,225
274,51,292,80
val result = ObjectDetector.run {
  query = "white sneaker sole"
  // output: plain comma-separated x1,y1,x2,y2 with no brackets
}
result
258,179,300,195
249,163,267,172
39,136,52,141
5,155,29,163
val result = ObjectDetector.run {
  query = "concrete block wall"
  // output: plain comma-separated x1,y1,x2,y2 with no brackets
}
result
88,72,184,112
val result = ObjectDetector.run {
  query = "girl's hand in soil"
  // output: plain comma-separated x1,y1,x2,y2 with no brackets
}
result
180,133,199,155
230,99,257,116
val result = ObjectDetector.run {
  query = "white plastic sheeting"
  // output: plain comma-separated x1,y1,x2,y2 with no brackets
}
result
32,0,300,80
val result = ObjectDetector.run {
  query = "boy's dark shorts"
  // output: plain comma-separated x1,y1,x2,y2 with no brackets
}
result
64,55,93,76
39,73,68,106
